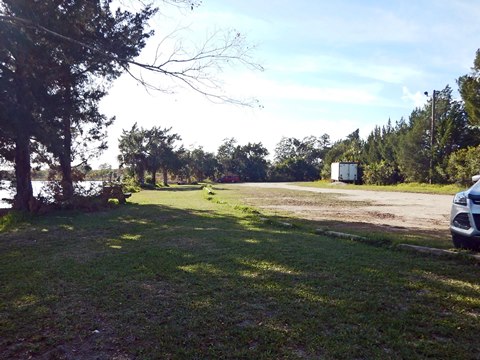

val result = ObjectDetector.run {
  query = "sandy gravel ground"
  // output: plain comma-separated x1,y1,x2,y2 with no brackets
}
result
238,183,454,236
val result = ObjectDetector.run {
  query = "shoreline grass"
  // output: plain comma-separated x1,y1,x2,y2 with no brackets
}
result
1,187,480,358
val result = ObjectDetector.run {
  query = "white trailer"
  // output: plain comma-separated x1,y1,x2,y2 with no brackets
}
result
331,162,358,182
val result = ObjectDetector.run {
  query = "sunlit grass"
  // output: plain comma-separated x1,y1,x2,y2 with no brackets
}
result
0,211,32,232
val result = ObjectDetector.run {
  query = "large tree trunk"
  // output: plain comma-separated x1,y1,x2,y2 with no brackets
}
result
136,164,145,185
60,156,74,200
13,133,33,211
162,167,168,186
151,170,156,186
12,58,34,211
60,117,74,200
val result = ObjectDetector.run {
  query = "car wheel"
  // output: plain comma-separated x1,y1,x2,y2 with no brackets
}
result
452,234,480,251
452,234,463,249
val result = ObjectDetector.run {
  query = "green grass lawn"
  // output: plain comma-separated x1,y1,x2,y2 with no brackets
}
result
1,186,480,359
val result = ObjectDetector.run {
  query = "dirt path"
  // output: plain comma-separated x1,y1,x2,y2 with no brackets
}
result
238,183,454,235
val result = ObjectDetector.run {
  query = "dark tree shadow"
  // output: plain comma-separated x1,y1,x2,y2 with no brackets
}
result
1,197,479,359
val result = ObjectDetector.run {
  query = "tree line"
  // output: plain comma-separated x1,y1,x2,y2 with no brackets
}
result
120,51,480,186
117,122,332,184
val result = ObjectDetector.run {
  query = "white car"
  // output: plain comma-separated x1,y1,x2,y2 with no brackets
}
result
450,175,480,250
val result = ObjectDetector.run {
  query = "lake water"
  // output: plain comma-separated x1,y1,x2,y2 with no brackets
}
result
0,181,103,208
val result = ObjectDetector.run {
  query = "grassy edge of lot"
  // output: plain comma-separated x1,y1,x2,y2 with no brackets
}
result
292,180,466,195
1,186,480,359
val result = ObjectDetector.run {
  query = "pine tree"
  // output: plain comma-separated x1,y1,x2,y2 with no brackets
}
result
0,0,155,209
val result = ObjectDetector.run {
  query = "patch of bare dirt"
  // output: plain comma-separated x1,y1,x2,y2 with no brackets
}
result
237,183,453,239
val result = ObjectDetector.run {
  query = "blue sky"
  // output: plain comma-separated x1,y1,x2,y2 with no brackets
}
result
98,0,480,167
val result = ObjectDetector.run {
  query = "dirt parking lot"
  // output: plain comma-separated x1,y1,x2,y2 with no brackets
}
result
238,182,454,241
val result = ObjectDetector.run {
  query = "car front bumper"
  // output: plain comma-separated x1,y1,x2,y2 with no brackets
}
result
450,202,480,238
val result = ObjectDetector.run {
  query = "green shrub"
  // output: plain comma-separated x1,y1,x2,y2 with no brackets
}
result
203,186,215,195
0,211,30,232
107,198,120,207
363,161,401,185
122,175,141,193
446,145,480,186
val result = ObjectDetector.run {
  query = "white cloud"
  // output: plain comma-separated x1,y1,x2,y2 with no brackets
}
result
401,86,427,108
224,71,383,106
271,55,422,84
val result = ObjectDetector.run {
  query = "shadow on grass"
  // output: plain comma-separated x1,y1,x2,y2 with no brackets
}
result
293,217,452,249
1,198,480,359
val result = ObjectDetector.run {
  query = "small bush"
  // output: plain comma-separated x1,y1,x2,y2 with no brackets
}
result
107,198,120,207
203,186,215,195
122,176,141,193
0,211,30,232
363,161,401,185
446,145,480,186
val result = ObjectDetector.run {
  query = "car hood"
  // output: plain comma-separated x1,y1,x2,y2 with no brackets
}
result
465,180,480,201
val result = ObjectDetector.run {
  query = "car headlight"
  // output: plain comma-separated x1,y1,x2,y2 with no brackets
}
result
453,192,468,206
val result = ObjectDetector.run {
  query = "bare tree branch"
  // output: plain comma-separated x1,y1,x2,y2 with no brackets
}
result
0,4,263,107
